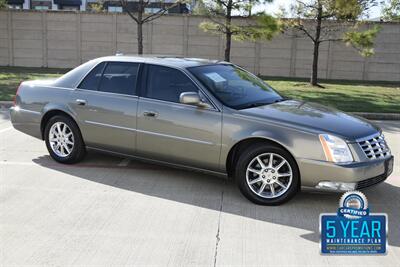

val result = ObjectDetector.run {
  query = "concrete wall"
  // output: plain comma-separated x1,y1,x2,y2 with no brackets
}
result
1,10,399,82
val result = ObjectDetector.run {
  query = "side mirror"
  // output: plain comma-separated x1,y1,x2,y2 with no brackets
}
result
179,92,209,108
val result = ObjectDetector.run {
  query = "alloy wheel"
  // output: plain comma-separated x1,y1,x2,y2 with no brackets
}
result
246,153,293,199
49,122,75,157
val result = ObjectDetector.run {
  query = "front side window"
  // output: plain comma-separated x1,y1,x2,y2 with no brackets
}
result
98,62,139,95
145,65,198,103
189,64,283,109
78,62,106,91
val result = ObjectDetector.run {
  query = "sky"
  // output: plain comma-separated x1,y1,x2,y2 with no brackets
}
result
257,0,383,19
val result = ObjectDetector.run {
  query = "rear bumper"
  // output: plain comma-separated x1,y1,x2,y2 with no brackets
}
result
299,155,394,191
9,106,42,139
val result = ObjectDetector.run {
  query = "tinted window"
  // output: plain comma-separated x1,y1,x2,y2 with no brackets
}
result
98,62,139,95
146,65,198,103
78,62,105,91
189,64,283,109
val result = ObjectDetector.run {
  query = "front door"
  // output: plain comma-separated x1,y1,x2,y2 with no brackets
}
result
70,61,140,155
136,64,222,171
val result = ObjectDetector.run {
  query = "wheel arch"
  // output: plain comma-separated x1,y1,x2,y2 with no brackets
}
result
40,109,79,140
225,137,300,181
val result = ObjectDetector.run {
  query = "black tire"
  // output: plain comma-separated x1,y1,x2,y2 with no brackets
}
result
44,115,86,164
235,143,300,205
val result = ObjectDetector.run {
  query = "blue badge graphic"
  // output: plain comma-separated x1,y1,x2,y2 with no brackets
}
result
320,191,387,255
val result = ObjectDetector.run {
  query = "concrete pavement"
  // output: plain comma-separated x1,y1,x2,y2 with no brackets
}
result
1,110,399,266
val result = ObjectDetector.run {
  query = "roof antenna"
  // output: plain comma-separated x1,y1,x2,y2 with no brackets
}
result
115,51,123,56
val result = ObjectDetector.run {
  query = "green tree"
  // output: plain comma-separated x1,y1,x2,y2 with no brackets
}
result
381,0,400,21
198,0,279,62
0,0,7,9
89,2,105,12
283,0,379,87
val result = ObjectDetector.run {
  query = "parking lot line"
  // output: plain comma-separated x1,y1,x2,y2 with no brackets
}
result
0,127,12,133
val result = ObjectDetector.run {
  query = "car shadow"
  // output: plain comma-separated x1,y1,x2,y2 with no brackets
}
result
32,152,400,248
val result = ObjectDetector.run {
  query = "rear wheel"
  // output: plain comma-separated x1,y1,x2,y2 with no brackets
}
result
235,143,300,205
44,115,86,164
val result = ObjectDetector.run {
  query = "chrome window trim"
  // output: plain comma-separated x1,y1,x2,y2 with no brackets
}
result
75,88,140,99
139,96,219,112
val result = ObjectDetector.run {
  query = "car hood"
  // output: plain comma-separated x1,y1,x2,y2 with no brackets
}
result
238,100,380,140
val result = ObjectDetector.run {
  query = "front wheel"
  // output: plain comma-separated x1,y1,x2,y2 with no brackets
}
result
235,143,300,205
44,115,86,164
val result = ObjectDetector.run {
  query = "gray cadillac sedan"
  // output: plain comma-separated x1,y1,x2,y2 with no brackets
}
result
10,56,394,205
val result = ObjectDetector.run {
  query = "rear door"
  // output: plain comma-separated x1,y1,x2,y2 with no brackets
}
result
70,61,140,155
136,64,222,171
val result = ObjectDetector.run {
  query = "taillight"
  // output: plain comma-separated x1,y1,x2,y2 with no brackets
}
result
13,82,22,106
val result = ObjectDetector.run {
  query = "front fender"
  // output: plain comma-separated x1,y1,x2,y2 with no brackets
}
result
220,113,325,171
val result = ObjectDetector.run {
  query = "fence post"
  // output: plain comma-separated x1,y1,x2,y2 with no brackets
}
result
218,35,224,60
147,22,153,54
41,11,48,67
289,30,297,77
254,41,261,75
362,57,370,81
326,40,333,79
76,12,81,65
112,13,117,54
7,11,14,66
183,15,189,57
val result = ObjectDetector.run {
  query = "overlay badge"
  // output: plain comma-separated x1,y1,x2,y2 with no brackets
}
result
320,191,387,255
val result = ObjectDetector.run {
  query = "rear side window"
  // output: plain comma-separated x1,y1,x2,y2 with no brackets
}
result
78,62,105,91
98,62,139,95
145,65,198,103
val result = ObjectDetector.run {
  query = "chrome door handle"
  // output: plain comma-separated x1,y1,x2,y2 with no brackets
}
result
76,99,87,106
143,111,158,117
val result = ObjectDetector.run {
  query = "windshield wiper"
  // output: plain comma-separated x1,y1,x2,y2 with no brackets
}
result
236,102,273,109
237,98,287,109
273,98,288,103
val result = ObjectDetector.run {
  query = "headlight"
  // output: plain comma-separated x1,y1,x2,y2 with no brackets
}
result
319,134,353,163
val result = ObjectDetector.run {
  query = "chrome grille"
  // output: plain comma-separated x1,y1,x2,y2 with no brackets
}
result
357,133,390,159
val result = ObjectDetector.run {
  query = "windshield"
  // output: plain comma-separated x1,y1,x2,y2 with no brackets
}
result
188,64,283,109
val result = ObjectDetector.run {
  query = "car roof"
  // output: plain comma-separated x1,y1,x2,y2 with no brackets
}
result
53,55,230,89
96,55,228,69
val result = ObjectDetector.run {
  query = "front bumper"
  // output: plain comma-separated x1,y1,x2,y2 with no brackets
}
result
298,155,394,191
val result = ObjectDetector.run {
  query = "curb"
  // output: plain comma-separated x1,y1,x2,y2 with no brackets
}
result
1,101,399,120
0,101,13,110
351,112,400,121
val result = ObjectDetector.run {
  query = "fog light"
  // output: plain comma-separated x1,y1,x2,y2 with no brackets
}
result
316,181,356,191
